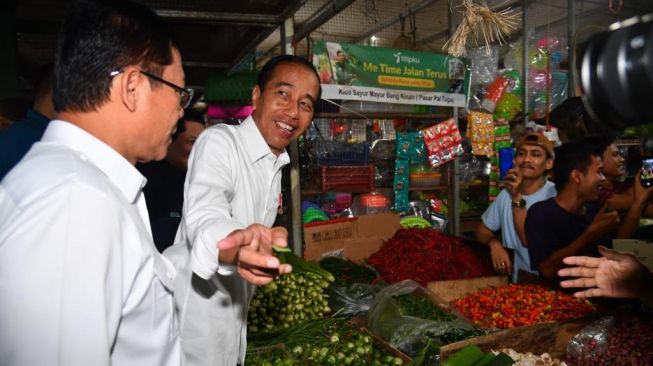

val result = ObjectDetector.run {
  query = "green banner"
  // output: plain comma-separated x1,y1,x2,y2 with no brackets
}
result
312,39,470,107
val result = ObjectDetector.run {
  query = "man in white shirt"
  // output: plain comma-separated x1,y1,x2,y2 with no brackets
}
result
164,55,321,366
3,1,193,365
476,133,556,282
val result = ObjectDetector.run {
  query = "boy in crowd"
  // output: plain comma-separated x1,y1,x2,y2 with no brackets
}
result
526,142,621,280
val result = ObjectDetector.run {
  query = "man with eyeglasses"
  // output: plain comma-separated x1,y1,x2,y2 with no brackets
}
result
164,55,321,366
0,1,287,365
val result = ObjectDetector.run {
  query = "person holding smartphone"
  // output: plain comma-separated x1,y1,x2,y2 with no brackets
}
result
582,135,653,237
476,132,556,282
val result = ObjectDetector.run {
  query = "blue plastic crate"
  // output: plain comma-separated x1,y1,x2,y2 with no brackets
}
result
314,140,370,166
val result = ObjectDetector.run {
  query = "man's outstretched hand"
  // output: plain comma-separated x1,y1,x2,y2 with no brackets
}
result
558,246,652,303
218,224,292,286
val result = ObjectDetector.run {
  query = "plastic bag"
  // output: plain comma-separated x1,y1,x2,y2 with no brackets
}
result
327,283,383,316
367,280,480,361
566,316,613,361
565,315,653,365
469,46,499,87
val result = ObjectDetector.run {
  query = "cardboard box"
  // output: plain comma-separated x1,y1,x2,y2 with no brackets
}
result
613,239,653,271
303,212,400,262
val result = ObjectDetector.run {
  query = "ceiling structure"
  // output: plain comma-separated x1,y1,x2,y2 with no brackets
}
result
11,0,653,92
13,0,305,89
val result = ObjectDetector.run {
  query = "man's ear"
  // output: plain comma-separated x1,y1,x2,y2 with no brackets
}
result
251,85,261,112
545,158,554,171
119,67,141,112
571,170,582,184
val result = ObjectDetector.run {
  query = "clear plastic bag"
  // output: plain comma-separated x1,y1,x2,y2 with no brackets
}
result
565,314,653,365
327,282,383,316
366,280,480,360
566,316,613,361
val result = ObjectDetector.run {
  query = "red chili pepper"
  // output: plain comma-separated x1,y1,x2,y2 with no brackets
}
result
453,284,596,329
366,228,494,285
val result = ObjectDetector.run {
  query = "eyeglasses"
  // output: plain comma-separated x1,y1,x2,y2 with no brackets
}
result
110,69,194,109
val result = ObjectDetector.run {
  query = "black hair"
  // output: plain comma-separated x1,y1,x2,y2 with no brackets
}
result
553,142,600,191
256,55,321,101
581,135,617,157
53,0,177,113
172,109,205,140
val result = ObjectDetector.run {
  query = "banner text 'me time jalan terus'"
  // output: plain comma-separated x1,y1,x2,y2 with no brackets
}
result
363,62,447,79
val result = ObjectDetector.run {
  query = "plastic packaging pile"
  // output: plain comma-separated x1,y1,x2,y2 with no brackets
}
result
469,35,569,122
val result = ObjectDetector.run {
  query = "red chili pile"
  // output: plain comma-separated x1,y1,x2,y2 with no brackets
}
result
366,228,494,286
453,284,596,329
565,316,653,366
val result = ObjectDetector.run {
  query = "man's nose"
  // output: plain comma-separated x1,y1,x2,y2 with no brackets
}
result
285,101,298,118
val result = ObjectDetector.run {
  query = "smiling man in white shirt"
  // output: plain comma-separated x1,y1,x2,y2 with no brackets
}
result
164,55,321,366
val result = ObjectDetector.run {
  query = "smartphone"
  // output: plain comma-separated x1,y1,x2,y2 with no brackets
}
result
499,147,514,180
641,158,653,188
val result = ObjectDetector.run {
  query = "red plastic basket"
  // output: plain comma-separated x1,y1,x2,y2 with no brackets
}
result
321,165,375,192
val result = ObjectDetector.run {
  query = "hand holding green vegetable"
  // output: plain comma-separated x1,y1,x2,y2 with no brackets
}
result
218,224,292,286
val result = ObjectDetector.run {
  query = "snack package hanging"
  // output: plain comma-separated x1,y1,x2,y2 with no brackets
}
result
467,111,495,157
494,70,523,121
394,159,410,212
480,75,509,113
421,118,464,168
396,131,427,164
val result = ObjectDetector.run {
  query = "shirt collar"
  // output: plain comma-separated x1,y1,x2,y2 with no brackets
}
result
41,120,146,203
240,115,290,165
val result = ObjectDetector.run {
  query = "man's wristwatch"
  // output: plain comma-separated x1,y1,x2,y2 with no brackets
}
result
512,198,526,208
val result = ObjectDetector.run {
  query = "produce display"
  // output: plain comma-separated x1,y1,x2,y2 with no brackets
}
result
246,318,406,366
367,228,495,286
319,256,378,286
496,349,566,366
248,251,334,334
392,292,484,350
394,294,454,322
453,284,595,329
440,345,514,366
565,316,653,366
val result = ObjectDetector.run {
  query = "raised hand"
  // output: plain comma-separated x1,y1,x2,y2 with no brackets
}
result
558,246,650,300
588,204,621,237
218,225,292,286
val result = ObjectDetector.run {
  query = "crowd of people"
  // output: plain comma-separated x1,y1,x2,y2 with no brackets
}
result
0,0,651,365
478,130,653,302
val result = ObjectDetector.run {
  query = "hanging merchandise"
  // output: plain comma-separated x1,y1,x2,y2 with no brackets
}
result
480,75,509,113
493,70,523,121
469,46,500,87
395,131,428,164
422,118,464,168
443,0,520,57
393,159,410,212
502,35,569,120
467,111,495,156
